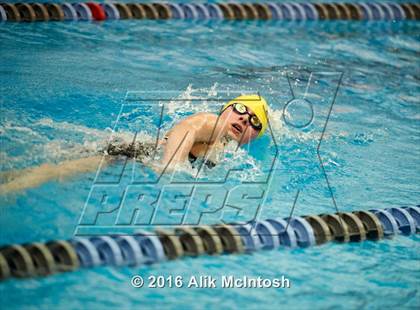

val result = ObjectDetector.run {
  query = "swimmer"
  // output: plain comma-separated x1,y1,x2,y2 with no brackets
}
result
0,94,269,194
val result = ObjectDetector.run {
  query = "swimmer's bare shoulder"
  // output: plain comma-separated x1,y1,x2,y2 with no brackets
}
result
167,112,218,139
173,112,217,126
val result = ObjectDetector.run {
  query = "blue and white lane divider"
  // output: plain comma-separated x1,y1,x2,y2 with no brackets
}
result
114,236,144,266
0,5,7,22
167,3,184,19
72,3,92,21
132,231,166,264
68,206,420,271
386,207,417,235
101,3,120,20
70,238,101,268
254,220,282,250
370,209,400,236
204,3,224,19
89,236,124,266
1,206,419,281
266,218,298,247
285,217,316,247
1,2,419,22
403,206,420,232
233,223,262,252
61,3,78,21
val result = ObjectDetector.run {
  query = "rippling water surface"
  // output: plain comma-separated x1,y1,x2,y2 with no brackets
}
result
0,19,419,309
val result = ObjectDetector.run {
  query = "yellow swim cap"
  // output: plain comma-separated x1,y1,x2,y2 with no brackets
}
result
222,94,269,137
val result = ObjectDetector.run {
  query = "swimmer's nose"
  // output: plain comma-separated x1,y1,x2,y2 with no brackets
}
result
239,116,248,126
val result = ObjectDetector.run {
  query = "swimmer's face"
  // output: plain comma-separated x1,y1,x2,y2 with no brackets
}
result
220,105,260,144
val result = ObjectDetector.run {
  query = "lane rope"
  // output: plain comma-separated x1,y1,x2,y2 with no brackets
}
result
1,206,418,281
0,2,419,22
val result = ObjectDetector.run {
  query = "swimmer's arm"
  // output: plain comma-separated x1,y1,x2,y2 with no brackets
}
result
158,113,217,173
0,155,110,195
159,122,197,172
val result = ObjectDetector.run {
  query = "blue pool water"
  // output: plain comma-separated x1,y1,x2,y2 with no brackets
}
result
1,17,420,309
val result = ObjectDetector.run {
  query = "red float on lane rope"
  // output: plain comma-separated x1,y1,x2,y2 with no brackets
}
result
86,3,106,21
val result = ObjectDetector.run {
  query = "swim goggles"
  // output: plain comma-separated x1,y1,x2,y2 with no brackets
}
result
232,102,263,131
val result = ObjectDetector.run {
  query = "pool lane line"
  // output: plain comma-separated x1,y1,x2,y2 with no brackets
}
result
0,2,419,22
0,206,419,281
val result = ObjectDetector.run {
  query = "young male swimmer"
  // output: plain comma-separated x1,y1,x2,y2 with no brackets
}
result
0,95,269,194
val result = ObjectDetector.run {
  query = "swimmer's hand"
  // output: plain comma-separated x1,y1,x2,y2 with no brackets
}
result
146,159,184,175
147,161,166,175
